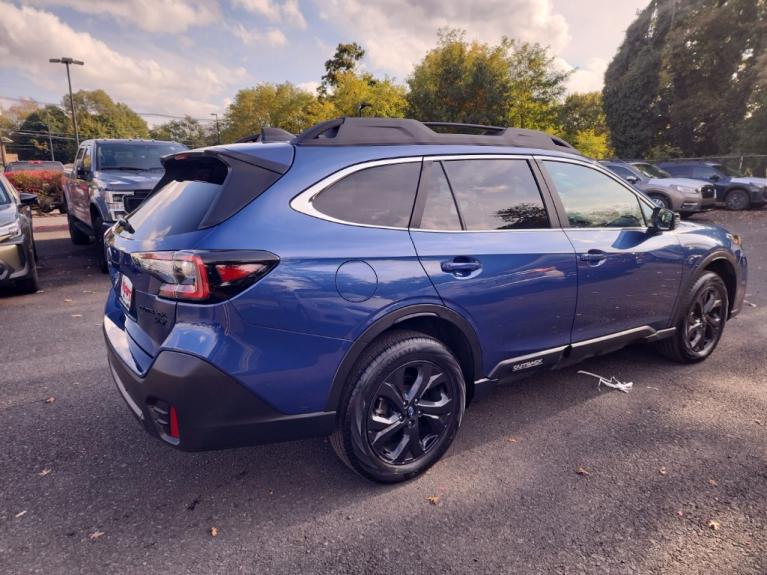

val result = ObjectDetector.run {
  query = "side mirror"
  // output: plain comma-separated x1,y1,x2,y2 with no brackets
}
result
650,207,675,232
709,174,720,182
19,192,38,207
626,175,639,184
77,166,89,179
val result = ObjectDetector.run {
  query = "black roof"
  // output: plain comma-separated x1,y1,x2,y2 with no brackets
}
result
292,117,578,153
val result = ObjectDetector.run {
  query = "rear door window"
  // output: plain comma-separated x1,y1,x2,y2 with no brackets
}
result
312,162,421,228
441,159,549,230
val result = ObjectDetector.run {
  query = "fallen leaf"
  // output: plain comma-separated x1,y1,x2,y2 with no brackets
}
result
209,527,219,537
64,298,73,303
38,468,52,477
15,510,27,518
575,466,590,476
506,437,518,443
267,489,274,496
707,478,718,487
44,397,55,404
426,496,440,505
677,511,684,517
755,420,763,427
659,467,668,476
71,314,82,318
706,519,721,531
89,531,105,541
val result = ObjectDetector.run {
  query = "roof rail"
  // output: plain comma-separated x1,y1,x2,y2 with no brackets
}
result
235,127,295,144
292,117,578,153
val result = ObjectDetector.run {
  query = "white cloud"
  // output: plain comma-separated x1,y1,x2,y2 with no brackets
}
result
25,0,219,34
227,22,288,46
561,57,608,93
0,2,247,117
318,0,570,80
296,80,320,94
232,0,307,28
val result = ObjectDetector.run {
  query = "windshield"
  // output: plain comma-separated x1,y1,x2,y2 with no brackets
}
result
712,164,743,177
632,163,671,179
6,161,63,173
0,176,13,204
96,142,187,171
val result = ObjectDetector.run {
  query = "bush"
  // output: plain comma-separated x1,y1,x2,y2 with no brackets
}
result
4,170,65,212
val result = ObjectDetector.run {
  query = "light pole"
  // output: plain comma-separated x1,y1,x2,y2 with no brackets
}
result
49,57,84,148
211,112,221,144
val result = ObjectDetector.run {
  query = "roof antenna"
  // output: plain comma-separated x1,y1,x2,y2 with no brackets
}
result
356,102,372,117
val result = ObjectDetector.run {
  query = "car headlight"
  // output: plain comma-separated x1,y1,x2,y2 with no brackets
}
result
104,190,133,221
0,219,22,242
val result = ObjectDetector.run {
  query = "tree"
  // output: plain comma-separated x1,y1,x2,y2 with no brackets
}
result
407,29,569,129
221,83,316,141
319,42,366,97
65,89,149,141
407,30,513,125
16,105,73,161
150,116,214,148
556,92,612,158
603,0,767,158
329,72,407,118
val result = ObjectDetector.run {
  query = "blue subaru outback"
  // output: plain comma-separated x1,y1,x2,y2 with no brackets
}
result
103,118,747,483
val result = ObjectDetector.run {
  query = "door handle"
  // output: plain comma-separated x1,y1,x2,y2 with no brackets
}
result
579,250,607,265
441,259,482,275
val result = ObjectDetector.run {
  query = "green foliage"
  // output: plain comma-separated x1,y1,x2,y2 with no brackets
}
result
149,116,215,148
407,29,570,130
16,105,73,162
65,89,149,141
604,0,767,158
556,92,612,158
320,42,366,97
221,82,316,141
329,72,407,118
5,170,64,212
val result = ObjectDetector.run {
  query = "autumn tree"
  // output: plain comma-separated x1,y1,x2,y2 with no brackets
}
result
319,42,365,97
556,92,612,158
149,116,215,148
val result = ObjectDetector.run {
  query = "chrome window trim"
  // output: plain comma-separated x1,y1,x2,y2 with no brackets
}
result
289,156,422,231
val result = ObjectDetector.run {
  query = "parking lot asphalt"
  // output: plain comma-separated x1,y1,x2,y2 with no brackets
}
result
1,209,765,575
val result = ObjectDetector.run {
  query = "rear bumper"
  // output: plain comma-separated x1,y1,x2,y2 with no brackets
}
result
104,319,336,451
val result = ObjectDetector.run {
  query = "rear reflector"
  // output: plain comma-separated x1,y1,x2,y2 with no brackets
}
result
169,405,180,439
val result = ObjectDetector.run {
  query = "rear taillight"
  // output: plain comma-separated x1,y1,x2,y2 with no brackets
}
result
132,250,278,302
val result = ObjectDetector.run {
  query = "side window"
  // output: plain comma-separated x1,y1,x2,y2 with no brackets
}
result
691,166,717,179
609,165,637,181
416,162,461,230
312,162,420,228
73,147,85,175
82,146,93,172
543,161,646,228
442,159,549,230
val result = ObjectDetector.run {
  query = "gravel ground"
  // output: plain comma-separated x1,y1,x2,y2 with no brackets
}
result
0,209,765,574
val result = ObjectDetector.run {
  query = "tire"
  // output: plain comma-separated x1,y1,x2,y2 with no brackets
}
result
331,330,466,483
648,194,670,209
92,213,108,274
68,215,90,245
16,248,39,294
657,271,728,363
724,189,750,211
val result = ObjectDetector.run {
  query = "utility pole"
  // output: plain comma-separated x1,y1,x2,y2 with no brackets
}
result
49,57,84,148
211,113,221,144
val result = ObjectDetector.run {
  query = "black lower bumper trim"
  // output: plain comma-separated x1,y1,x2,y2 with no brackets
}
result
105,336,336,451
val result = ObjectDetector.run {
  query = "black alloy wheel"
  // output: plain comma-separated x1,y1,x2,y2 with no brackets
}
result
657,271,728,363
684,282,725,356
366,360,456,465
331,330,466,483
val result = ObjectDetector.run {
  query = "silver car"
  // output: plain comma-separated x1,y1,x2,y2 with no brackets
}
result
601,160,716,218
0,173,39,293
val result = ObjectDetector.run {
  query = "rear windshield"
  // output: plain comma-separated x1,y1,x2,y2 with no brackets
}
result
97,142,186,171
6,162,63,173
126,157,227,239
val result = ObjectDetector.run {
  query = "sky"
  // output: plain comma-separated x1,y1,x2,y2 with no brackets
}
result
0,0,648,126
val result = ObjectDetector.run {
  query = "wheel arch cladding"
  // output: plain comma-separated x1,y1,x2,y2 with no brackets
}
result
703,257,737,314
325,305,483,411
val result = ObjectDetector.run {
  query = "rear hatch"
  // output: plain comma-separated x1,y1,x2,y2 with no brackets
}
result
106,146,292,358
